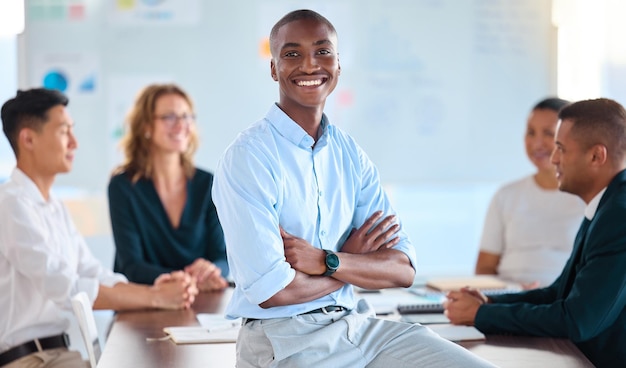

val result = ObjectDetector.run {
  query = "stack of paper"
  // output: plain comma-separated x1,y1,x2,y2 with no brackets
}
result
426,276,507,292
163,313,241,344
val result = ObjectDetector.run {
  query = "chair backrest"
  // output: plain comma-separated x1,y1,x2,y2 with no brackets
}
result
71,292,101,368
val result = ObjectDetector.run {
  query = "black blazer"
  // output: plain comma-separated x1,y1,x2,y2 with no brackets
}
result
475,169,626,368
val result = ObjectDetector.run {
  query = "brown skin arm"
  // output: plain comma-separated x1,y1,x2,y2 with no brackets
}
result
261,212,412,308
261,247,413,308
282,215,414,289
282,237,414,290
259,271,345,308
340,211,400,253
336,213,414,288
475,251,500,275
333,248,414,289
93,271,198,311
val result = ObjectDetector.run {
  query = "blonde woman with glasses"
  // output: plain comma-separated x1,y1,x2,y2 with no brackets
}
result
108,83,228,292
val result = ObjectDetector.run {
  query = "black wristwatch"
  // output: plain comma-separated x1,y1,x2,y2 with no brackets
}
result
323,249,340,276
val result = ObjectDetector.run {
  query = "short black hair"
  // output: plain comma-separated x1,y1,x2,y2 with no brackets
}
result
559,98,626,164
1,88,69,157
269,9,337,58
533,97,570,113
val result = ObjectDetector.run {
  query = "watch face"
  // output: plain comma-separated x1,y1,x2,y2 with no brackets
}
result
326,252,340,270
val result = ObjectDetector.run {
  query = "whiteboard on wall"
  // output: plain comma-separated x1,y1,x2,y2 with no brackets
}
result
19,0,555,192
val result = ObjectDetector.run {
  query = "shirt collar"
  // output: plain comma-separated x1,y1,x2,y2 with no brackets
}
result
10,167,49,205
266,103,329,149
584,187,607,220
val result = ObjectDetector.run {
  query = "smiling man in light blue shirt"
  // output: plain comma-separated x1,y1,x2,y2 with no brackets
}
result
212,9,495,368
215,104,414,320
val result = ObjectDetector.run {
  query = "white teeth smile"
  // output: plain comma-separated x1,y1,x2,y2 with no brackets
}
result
297,79,322,87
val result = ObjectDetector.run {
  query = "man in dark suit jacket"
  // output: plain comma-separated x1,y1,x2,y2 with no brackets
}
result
444,98,626,368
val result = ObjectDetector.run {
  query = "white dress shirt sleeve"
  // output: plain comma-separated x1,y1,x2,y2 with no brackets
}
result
0,194,126,309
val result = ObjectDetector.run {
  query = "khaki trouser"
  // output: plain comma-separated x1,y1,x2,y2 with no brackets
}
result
1,348,88,368
237,299,496,368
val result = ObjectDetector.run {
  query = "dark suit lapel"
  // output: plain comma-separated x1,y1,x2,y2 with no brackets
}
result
558,169,626,296
558,218,591,296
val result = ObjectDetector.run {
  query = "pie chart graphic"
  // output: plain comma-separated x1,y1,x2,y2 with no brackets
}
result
43,70,68,92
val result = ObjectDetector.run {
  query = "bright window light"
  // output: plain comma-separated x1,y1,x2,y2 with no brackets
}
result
0,0,25,37
553,0,625,101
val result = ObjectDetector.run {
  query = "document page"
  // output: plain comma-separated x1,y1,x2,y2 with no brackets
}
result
163,314,241,344
163,326,239,344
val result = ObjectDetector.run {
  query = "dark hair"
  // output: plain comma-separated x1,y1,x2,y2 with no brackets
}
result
1,88,69,157
559,98,626,164
533,97,570,113
269,9,337,58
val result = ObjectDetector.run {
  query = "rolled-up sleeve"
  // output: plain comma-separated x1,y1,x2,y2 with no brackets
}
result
213,142,295,305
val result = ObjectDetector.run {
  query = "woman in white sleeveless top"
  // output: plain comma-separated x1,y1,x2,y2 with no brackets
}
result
475,98,586,288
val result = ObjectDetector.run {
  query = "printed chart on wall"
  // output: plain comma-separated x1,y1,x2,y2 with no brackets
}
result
30,52,99,97
106,0,201,26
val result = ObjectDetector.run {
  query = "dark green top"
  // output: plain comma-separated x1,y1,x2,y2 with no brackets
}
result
475,169,626,368
108,168,228,284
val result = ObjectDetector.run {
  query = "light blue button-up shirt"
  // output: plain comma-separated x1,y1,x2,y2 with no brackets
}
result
213,104,416,319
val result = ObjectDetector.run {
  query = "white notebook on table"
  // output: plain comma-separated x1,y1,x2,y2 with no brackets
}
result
163,325,239,344
163,313,241,344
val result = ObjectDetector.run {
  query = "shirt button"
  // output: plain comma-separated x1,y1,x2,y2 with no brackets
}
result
319,191,323,196
321,230,326,236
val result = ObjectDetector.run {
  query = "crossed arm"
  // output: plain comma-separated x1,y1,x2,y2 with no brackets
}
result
260,211,415,308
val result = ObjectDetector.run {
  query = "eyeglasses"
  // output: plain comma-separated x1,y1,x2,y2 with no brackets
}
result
155,113,196,127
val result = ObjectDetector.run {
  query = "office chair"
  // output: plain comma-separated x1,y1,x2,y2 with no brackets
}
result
71,292,102,368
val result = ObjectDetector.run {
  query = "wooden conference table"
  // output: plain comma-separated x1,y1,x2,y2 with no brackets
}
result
98,288,594,368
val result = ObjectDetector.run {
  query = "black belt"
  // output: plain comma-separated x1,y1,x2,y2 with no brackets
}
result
304,305,347,315
245,306,348,324
0,333,70,367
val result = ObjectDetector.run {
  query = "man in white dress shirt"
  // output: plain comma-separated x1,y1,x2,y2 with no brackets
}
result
0,88,198,368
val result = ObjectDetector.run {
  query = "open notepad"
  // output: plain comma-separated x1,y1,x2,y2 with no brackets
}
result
396,291,446,315
162,314,241,344
396,300,444,314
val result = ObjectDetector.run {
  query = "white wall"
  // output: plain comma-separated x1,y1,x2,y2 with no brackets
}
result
15,0,558,278
19,0,553,192
0,35,17,179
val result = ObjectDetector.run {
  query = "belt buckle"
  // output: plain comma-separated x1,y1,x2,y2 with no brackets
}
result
62,333,70,348
321,306,330,315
